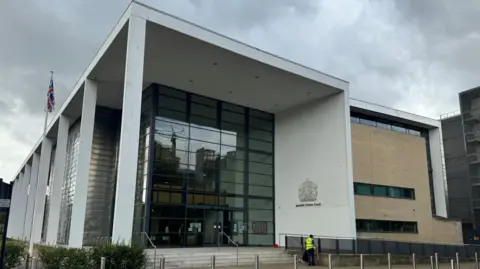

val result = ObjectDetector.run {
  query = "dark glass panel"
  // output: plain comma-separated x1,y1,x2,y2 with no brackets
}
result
158,86,186,99
249,152,272,164
222,110,245,125
354,183,371,195
220,182,244,195
157,108,187,122
158,95,187,113
249,199,273,210
249,139,273,153
249,162,272,175
249,185,273,197
220,170,244,184
249,174,273,186
249,128,273,142
249,118,273,132
191,103,217,119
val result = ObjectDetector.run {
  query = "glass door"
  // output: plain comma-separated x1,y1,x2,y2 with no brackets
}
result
203,210,222,246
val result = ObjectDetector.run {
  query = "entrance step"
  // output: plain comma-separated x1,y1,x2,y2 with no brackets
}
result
145,247,294,268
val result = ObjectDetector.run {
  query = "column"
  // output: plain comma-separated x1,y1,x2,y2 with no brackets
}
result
46,115,70,244
112,15,146,244
13,171,25,238
20,164,31,239
24,153,39,242
6,178,19,238
68,79,97,248
29,137,52,253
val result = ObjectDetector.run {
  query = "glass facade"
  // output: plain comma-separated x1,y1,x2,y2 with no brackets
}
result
133,84,275,247
41,146,56,242
57,121,81,245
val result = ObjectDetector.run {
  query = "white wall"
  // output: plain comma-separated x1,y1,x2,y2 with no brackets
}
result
429,127,448,218
274,91,355,245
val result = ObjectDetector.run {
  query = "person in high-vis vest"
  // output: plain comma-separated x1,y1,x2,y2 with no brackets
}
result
305,234,316,266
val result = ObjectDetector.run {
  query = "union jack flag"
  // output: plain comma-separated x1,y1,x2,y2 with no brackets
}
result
47,73,55,113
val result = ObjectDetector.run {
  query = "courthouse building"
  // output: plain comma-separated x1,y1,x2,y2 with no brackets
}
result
6,1,462,248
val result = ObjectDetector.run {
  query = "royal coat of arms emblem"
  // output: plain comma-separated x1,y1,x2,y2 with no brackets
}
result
298,179,318,202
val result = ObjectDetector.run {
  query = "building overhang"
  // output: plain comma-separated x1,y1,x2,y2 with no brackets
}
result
350,98,440,129
88,1,348,114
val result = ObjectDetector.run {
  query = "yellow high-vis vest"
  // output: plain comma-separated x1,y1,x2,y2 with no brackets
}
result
305,237,314,250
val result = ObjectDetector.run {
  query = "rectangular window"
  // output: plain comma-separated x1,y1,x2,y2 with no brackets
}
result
372,185,388,197
351,113,427,138
356,219,418,233
354,183,371,195
359,118,376,127
354,183,415,200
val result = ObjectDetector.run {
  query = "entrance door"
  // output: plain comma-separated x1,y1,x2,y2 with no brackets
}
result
203,210,222,246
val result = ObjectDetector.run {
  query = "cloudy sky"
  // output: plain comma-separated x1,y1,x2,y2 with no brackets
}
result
1,0,480,181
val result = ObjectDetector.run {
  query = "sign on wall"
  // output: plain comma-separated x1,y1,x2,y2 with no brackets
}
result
296,179,322,208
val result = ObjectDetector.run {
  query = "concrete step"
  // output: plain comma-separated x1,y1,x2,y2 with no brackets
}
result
143,247,293,269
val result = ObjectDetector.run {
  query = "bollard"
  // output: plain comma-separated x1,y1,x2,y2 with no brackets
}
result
451,259,455,269
100,257,106,269
476,252,479,269
435,253,439,269
160,257,165,269
430,256,434,269
255,255,260,269
360,254,364,269
31,257,38,269
388,253,392,269
293,254,297,269
456,252,460,269
328,254,333,269
211,255,215,269
412,253,416,269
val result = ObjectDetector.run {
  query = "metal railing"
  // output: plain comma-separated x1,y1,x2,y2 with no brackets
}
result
282,234,480,258
141,232,158,268
219,231,239,266
94,236,112,245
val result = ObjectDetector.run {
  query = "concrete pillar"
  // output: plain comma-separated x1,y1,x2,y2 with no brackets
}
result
46,115,70,244
24,153,39,242
6,178,19,238
19,165,31,238
68,79,97,248
112,15,146,244
29,138,52,253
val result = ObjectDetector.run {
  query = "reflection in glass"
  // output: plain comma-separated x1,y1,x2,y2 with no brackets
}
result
143,85,275,246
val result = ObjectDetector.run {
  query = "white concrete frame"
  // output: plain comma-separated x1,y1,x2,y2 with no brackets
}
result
13,174,23,238
7,178,19,238
46,115,70,244
29,137,52,253
111,15,146,244
24,153,39,242
68,80,97,248
19,164,31,238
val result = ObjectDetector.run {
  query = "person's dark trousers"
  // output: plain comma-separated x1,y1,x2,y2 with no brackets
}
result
307,248,315,266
